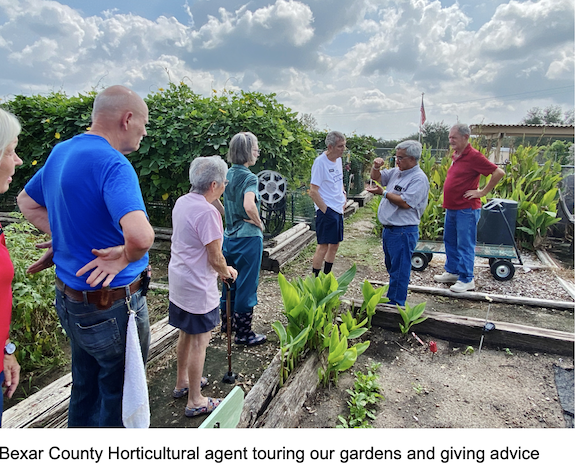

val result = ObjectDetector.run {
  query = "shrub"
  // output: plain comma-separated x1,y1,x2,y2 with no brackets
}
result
2,83,318,207
4,215,65,371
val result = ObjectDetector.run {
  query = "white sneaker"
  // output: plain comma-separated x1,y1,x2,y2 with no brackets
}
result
450,279,475,293
434,272,459,283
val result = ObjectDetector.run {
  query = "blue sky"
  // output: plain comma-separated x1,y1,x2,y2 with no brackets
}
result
0,0,573,139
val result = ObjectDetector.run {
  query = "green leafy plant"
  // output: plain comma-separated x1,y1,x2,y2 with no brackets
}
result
1,83,319,212
486,145,563,249
337,362,383,428
275,264,380,387
4,215,65,371
397,302,427,336
413,383,424,395
359,280,388,328
463,346,475,355
275,265,358,386
318,324,370,387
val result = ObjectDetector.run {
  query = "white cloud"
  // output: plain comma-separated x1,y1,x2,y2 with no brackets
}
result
546,45,575,80
193,0,315,49
0,0,573,139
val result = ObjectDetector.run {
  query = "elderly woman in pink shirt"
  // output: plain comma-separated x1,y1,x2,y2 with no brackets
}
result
168,155,237,418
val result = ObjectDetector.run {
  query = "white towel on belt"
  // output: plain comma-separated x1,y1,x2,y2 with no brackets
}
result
122,311,150,428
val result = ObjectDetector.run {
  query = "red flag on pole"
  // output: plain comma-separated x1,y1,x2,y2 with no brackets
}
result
420,94,426,128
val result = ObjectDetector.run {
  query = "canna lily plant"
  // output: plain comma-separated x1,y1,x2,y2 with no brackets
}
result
318,323,370,387
397,301,428,336
274,264,379,387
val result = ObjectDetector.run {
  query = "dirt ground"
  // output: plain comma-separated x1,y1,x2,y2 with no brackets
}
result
6,207,573,429
143,207,574,429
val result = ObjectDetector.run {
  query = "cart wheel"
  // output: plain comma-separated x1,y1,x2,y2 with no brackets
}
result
411,252,428,271
488,258,496,267
490,259,515,281
425,253,434,263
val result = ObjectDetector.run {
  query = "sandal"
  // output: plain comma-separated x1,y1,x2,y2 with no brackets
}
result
172,377,209,398
185,397,222,417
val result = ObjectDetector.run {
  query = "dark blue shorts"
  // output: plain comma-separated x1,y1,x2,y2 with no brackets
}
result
169,302,219,335
315,207,344,244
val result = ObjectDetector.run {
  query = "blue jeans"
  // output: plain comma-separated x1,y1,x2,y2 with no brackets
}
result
220,236,263,314
443,208,481,283
382,225,419,306
55,287,150,427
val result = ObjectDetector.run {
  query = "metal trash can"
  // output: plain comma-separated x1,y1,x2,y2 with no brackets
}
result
477,199,518,246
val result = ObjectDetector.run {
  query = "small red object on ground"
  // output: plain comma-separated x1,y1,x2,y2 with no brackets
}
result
429,341,437,354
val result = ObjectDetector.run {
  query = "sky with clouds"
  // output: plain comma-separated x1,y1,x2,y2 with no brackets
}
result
0,0,573,139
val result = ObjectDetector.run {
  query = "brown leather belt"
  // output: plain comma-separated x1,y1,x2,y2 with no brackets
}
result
56,276,143,310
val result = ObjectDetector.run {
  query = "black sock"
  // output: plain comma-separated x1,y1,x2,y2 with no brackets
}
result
323,262,333,274
313,267,320,277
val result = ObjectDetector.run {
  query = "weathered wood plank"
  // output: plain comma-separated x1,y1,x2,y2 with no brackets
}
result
536,249,575,300
351,190,373,207
262,230,316,272
343,201,359,218
237,351,282,428
254,352,320,428
265,227,309,258
368,280,574,310
348,298,574,356
269,223,308,247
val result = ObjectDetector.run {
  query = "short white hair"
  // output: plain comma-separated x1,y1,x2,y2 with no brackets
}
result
452,123,470,137
189,155,229,194
0,108,21,161
396,140,422,161
325,131,345,147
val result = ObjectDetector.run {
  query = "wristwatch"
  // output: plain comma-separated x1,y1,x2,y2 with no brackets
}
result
4,342,16,355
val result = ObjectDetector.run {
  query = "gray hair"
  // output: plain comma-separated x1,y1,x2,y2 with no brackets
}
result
396,140,422,161
189,155,229,194
452,123,471,138
0,108,21,161
325,131,345,147
228,131,258,165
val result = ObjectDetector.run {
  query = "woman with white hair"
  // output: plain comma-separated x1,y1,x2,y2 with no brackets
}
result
220,131,266,346
168,155,237,417
0,108,22,426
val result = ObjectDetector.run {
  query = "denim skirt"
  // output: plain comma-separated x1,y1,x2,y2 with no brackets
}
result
169,302,219,335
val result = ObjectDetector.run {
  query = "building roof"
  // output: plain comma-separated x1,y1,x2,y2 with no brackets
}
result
470,123,574,138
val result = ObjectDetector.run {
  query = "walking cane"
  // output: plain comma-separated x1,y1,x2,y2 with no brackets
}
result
222,278,237,384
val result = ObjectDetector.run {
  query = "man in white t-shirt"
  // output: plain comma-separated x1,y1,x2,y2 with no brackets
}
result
309,131,347,276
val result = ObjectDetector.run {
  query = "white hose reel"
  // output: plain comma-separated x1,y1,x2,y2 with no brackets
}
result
257,170,287,204
257,170,288,238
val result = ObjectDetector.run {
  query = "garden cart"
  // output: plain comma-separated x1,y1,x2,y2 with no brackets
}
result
411,199,523,281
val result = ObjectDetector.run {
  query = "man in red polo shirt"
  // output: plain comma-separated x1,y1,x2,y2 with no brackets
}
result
434,124,505,292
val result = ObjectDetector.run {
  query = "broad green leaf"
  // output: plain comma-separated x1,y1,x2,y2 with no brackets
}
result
271,321,287,346
334,347,358,372
337,264,357,289
278,273,300,313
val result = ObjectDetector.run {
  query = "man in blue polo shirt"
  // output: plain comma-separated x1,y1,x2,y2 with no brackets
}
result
309,131,347,277
367,140,429,306
17,85,155,427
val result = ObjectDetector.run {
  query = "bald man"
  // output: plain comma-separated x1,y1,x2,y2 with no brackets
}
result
18,85,155,427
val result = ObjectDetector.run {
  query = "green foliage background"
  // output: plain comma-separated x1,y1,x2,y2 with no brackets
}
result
2,83,319,204
4,216,64,372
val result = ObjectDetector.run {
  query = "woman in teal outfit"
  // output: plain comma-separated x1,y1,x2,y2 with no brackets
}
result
220,132,266,346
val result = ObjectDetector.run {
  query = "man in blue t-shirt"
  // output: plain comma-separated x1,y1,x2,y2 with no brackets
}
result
309,131,347,277
17,85,155,427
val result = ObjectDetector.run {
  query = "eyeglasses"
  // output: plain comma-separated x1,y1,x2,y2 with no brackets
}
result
224,179,229,186
395,155,406,161
253,148,260,155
